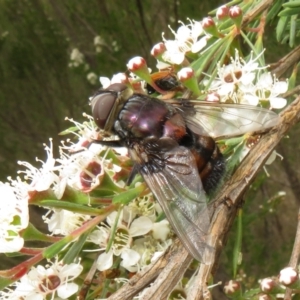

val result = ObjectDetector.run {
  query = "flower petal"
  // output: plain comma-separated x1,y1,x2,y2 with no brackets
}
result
57,282,79,299
270,97,287,109
97,250,113,271
129,216,153,237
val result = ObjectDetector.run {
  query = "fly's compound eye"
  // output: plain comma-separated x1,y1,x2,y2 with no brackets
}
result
91,92,117,129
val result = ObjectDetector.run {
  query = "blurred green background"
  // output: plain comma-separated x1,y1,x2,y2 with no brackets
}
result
0,0,299,299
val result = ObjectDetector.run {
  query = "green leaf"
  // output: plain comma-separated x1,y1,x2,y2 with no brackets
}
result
289,14,298,47
0,277,14,291
43,237,73,259
98,172,124,193
225,136,244,146
22,222,55,242
112,184,145,205
38,200,104,215
63,231,89,264
192,35,233,79
278,7,300,17
266,0,285,22
60,185,91,204
226,140,246,170
282,0,300,8
276,15,290,41
106,207,122,253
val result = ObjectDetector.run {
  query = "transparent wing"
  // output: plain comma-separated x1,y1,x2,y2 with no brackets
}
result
176,101,279,138
141,145,214,263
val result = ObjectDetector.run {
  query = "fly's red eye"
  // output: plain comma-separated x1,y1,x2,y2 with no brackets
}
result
91,92,117,129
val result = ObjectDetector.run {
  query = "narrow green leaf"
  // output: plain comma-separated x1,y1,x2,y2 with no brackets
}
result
226,140,246,170
112,184,145,204
63,231,90,264
282,0,300,8
105,206,122,253
225,136,244,146
43,237,72,259
289,14,298,47
267,0,285,22
278,7,300,17
192,36,232,79
38,200,104,215
276,16,289,41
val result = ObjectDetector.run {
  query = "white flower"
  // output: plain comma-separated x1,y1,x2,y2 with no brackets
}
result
87,72,98,85
57,146,105,193
94,208,153,272
17,139,60,193
94,35,106,53
0,259,83,299
152,219,170,241
129,194,156,221
208,51,263,99
69,48,85,67
243,72,287,108
99,73,127,88
132,235,172,269
162,19,209,65
0,182,29,253
63,114,103,153
43,209,91,235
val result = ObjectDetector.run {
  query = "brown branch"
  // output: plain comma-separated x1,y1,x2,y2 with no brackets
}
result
242,0,274,26
107,239,191,299
269,45,300,78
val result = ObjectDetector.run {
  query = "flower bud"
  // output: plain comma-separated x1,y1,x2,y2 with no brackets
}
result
229,6,243,29
177,67,201,96
279,267,300,288
127,56,149,72
216,5,230,21
202,17,220,37
127,56,167,94
260,277,284,294
223,280,241,295
151,42,166,59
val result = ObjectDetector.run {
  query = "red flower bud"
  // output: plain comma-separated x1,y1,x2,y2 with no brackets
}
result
127,56,147,72
229,6,243,19
216,5,230,20
151,42,166,57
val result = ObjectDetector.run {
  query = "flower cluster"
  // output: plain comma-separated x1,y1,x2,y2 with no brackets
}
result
206,50,288,108
0,259,83,299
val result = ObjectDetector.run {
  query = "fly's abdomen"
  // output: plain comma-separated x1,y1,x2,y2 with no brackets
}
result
187,134,225,194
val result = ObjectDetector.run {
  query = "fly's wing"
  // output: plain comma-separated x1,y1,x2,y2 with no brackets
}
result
177,101,279,138
140,145,215,264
